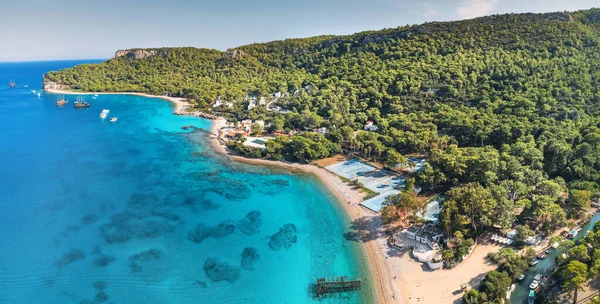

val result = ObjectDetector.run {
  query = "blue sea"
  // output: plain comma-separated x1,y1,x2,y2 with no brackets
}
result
0,60,376,303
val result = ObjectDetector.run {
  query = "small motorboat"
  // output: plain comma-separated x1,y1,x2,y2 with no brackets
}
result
110,117,118,122
31,90,36,94
529,273,543,290
537,252,547,259
528,290,535,304
506,284,516,299
37,93,41,98
94,94,99,97
517,273,526,281
100,109,110,119
545,247,554,254
530,258,539,266
24,84,28,88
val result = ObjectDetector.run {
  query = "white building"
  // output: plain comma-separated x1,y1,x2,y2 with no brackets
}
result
406,224,444,250
317,127,328,135
364,121,379,131
254,120,265,130
212,96,223,108
239,119,253,132
247,99,257,110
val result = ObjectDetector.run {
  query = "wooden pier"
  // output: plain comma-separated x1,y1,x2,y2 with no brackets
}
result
315,276,361,297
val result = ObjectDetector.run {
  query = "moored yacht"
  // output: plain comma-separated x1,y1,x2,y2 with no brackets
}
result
100,109,110,119
110,117,118,122
74,96,90,108
56,95,67,106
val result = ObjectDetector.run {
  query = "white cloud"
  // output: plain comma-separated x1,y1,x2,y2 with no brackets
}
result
456,0,498,20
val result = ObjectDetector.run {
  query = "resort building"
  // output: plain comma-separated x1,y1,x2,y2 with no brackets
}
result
316,127,328,135
212,96,223,108
254,120,265,130
406,224,444,250
364,121,378,131
247,99,257,110
240,119,253,132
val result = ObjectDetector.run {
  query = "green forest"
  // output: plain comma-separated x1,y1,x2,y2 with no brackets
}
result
45,9,600,303
47,11,600,226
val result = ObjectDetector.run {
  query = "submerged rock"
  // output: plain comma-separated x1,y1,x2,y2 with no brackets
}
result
93,255,116,267
237,211,262,235
93,282,107,290
269,224,297,250
99,212,176,244
240,247,260,270
129,249,163,273
94,291,108,303
56,249,86,267
82,214,99,225
203,257,240,283
187,221,235,243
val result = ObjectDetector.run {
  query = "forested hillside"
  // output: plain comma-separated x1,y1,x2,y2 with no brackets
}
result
46,9,600,237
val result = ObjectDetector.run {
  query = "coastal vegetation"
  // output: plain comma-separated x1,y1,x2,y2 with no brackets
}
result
45,9,600,299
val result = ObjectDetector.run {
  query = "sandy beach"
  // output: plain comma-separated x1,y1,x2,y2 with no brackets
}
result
209,118,396,304
44,88,190,113
209,118,504,304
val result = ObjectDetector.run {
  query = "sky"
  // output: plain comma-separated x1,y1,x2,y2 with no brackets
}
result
0,0,597,61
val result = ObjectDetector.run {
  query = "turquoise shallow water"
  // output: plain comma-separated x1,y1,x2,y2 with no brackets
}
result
0,61,375,303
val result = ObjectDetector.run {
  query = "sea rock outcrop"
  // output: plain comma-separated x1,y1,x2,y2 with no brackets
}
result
56,249,86,267
187,221,235,243
237,210,262,235
203,257,240,283
240,247,260,270
268,223,297,250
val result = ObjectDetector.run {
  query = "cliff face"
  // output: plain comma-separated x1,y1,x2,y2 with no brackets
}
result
43,80,68,91
114,49,157,60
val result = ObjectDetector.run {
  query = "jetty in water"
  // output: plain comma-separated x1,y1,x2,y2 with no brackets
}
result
315,276,361,297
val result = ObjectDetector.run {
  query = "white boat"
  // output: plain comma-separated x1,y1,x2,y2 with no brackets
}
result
530,274,543,289
31,90,36,94
92,97,97,99
100,109,110,119
37,93,41,97
94,94,99,97
110,117,118,122
506,284,516,299
24,85,28,88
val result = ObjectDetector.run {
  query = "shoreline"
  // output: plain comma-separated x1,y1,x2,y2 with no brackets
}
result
208,118,396,304
44,89,190,113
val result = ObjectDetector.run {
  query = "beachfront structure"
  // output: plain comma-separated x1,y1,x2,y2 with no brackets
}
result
325,159,406,212
364,121,378,131
406,224,444,250
225,129,249,139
